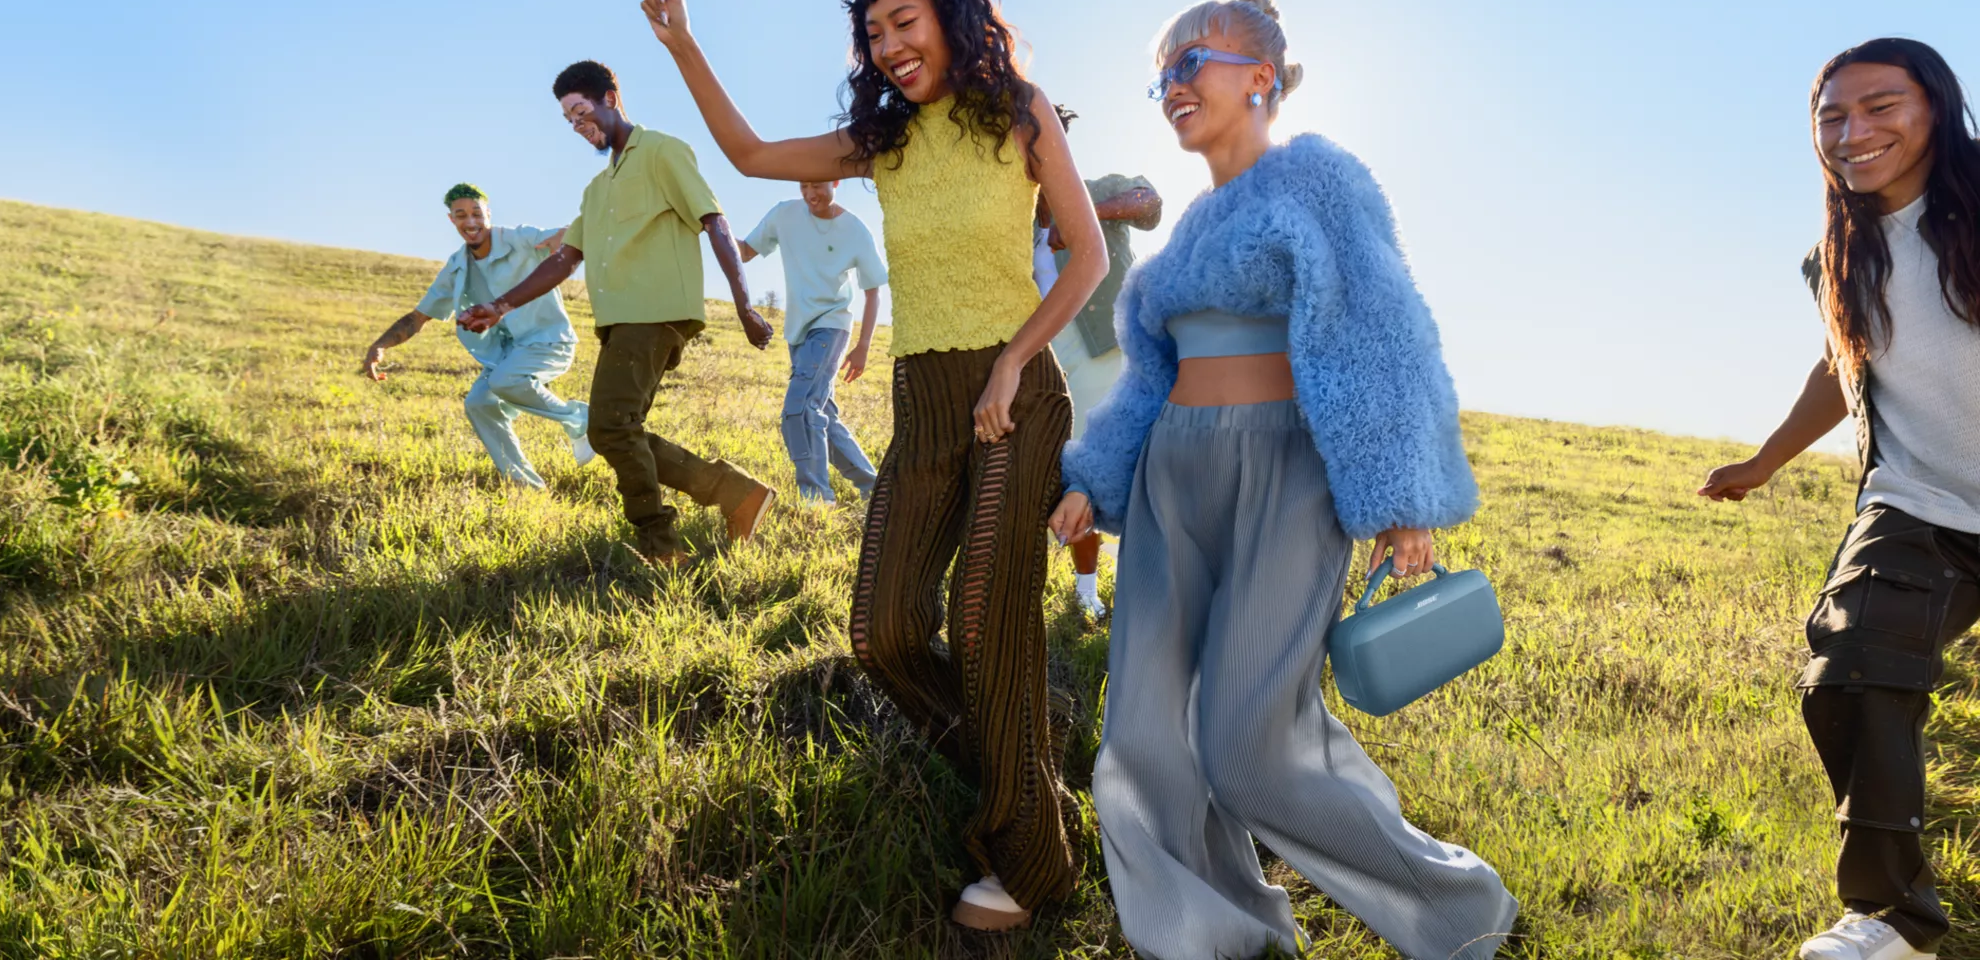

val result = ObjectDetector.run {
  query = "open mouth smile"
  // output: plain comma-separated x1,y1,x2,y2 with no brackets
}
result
1840,145,1893,165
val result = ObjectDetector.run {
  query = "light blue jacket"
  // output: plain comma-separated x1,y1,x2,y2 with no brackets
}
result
1061,134,1478,541
416,225,577,365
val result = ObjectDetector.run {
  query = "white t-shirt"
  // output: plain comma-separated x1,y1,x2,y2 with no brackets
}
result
745,200,888,344
1858,195,1980,533
1032,225,1060,298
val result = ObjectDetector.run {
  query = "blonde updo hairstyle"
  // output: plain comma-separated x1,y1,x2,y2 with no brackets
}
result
1155,0,1305,118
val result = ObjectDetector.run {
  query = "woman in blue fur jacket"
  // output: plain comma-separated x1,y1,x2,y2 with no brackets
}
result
1047,3,1518,957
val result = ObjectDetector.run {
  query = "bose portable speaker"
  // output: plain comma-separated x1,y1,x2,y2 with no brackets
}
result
1329,560,1505,717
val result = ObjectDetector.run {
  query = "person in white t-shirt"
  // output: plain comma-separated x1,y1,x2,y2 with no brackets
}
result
1702,38,1980,960
742,181,889,504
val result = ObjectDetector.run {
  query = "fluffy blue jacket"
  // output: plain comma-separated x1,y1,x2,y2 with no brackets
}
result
1061,134,1478,541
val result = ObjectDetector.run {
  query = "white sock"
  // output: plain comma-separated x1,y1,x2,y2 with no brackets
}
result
1076,573,1099,599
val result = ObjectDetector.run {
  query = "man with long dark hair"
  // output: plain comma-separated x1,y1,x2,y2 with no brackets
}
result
1702,38,1980,960
461,60,778,566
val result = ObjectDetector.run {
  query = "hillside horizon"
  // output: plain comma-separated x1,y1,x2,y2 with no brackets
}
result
0,196,1836,458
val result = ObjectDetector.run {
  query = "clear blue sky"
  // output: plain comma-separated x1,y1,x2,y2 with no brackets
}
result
7,0,1979,452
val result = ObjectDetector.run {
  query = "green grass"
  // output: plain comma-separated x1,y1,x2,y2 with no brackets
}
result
0,196,1974,959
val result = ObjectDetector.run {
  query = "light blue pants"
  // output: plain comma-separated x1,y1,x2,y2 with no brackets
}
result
463,341,587,489
1095,400,1517,960
782,326,878,502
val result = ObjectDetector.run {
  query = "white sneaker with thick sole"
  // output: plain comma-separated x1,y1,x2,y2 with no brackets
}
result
570,433,597,468
951,875,1028,931
1798,913,1935,960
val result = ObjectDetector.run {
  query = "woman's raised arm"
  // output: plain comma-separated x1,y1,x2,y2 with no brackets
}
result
641,0,870,183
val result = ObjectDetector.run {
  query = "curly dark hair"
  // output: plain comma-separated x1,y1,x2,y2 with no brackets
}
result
553,60,619,104
1813,38,1980,380
443,183,488,207
837,0,1039,170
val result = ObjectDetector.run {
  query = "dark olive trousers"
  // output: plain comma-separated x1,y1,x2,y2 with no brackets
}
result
1801,504,1980,951
847,344,1076,912
590,321,760,551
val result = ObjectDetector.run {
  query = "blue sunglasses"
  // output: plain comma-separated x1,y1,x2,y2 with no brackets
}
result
1147,46,1282,100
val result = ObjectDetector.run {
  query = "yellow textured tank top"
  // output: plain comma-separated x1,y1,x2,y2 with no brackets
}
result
872,97,1042,357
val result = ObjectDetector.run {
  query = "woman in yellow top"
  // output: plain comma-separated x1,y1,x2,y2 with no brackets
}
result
640,0,1105,932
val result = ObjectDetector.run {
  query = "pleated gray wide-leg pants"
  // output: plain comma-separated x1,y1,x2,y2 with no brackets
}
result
1093,400,1517,960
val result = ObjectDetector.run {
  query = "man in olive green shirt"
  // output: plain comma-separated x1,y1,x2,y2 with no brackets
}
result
462,60,775,564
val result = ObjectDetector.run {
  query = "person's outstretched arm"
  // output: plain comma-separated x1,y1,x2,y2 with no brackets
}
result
458,246,584,332
1050,185,1163,251
1699,355,1851,501
642,0,869,183
703,212,772,349
1096,187,1162,229
360,310,434,380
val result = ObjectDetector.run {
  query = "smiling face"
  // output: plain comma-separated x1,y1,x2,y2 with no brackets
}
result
1817,62,1936,210
448,198,491,249
865,0,953,104
1158,29,1276,155
559,91,623,153
799,181,839,217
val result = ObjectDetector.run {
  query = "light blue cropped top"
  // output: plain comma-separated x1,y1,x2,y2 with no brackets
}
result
1166,309,1290,359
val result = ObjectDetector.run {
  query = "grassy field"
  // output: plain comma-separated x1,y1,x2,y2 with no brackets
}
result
0,197,1974,959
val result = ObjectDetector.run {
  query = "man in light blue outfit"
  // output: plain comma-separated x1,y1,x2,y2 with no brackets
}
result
361,183,592,489
740,181,887,503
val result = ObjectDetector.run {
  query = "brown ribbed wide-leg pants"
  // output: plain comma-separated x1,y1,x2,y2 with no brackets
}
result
848,343,1075,911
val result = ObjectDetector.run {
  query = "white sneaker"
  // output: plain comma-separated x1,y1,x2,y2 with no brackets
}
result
570,433,597,468
1077,585,1108,621
952,875,1028,931
1798,913,1935,960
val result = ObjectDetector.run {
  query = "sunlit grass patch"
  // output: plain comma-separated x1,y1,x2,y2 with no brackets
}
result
1,199,1974,958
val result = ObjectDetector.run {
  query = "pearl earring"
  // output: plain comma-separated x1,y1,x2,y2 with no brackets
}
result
1249,92,1265,107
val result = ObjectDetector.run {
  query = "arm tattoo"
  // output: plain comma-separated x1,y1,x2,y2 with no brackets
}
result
372,311,429,349
703,213,751,303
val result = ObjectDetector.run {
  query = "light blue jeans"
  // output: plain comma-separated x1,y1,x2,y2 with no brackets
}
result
463,340,588,489
1095,400,1517,960
782,327,877,502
